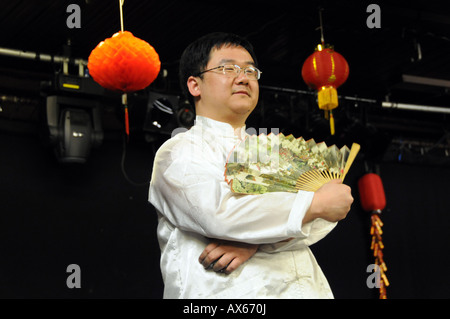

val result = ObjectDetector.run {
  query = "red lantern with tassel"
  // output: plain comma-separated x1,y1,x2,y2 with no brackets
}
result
301,8,349,135
358,173,389,299
301,44,349,135
87,1,161,139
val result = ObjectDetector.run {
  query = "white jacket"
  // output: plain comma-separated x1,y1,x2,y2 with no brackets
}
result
148,116,337,298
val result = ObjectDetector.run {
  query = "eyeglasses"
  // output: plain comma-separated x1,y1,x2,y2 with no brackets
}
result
196,64,262,81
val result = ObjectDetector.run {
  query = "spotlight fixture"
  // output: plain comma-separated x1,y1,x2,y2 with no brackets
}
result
143,91,195,138
46,95,103,163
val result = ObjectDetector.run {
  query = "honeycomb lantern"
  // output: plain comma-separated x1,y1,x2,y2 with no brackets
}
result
87,31,161,93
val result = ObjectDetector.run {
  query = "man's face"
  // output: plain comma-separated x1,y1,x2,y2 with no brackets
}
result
193,45,259,126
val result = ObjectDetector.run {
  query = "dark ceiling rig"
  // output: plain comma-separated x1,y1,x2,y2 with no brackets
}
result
0,43,449,166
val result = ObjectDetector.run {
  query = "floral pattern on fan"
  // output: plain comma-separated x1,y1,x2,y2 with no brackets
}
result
225,133,360,194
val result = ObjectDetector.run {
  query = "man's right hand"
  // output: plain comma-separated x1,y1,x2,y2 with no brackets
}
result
303,179,354,224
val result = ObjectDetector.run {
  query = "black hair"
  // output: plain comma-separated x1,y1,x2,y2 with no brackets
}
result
179,32,258,107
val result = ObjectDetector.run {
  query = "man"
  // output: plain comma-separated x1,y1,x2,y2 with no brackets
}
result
148,32,353,298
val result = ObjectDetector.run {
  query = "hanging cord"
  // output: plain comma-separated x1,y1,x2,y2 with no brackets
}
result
119,0,125,32
119,94,154,187
121,134,152,187
318,7,325,45
116,0,150,187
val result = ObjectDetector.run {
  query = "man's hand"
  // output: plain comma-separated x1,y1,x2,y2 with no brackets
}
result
198,240,259,275
303,179,354,224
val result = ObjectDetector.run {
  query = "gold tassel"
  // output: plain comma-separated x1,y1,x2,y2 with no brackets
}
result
329,109,335,135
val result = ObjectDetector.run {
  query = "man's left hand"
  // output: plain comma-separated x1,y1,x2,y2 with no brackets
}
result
198,240,259,274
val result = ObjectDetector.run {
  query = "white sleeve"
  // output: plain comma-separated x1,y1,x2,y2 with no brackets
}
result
149,138,321,245
259,218,337,253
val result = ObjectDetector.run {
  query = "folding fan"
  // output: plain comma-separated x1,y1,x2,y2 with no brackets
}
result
225,133,360,195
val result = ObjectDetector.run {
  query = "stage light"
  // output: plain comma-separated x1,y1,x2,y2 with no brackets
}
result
143,91,195,138
46,95,103,163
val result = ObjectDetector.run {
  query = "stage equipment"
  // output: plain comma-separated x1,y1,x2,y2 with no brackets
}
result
87,0,160,138
143,91,179,136
225,133,359,194
358,173,389,299
382,101,450,114
301,9,349,135
143,92,195,137
46,95,103,163
0,47,87,77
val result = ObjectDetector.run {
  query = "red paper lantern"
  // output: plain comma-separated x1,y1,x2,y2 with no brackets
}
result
301,44,349,135
358,173,386,213
87,31,161,92
87,30,161,138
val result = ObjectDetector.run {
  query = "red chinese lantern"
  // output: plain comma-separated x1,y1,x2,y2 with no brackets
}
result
87,1,161,139
88,31,161,138
301,44,349,135
88,31,160,93
358,173,386,212
358,173,389,299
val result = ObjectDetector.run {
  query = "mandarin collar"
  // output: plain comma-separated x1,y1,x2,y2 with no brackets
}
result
194,115,247,139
